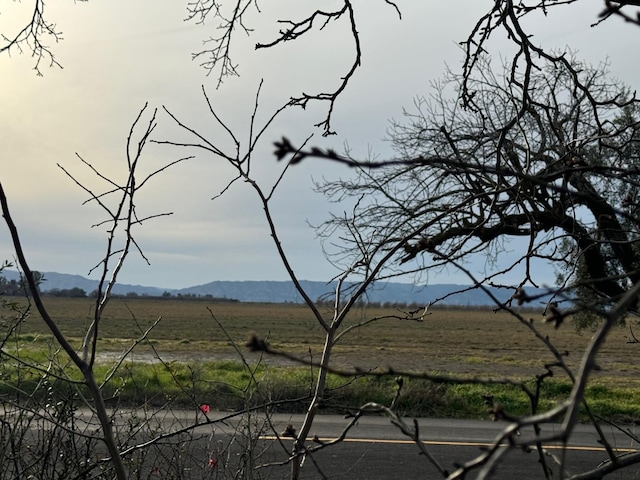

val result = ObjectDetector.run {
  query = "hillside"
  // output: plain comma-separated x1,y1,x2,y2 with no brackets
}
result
0,270,551,306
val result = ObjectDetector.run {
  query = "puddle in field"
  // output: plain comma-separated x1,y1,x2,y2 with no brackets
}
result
94,350,549,376
94,350,299,366
92,350,513,375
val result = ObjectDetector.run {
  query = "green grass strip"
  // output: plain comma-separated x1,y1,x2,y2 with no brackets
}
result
1,356,639,422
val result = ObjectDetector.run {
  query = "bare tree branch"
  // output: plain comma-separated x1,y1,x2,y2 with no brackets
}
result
0,0,67,75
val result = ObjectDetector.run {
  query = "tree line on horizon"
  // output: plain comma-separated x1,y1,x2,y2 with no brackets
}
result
0,273,240,301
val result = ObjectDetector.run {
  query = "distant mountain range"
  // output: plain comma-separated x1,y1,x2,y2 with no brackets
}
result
1,270,553,306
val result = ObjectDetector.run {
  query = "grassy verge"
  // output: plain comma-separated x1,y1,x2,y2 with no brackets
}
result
2,353,639,422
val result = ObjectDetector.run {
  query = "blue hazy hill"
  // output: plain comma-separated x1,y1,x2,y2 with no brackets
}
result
1,270,553,306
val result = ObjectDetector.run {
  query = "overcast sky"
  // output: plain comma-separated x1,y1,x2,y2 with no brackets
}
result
1,1,638,289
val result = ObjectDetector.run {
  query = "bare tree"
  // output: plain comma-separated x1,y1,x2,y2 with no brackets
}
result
0,106,264,479
158,80,440,479
0,106,173,479
264,53,640,478
184,0,402,136
0,0,67,75
181,1,640,137
298,54,640,319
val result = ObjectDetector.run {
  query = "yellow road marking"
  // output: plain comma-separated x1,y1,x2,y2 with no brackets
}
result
260,436,638,453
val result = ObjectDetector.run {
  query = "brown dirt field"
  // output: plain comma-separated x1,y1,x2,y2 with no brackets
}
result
8,297,640,387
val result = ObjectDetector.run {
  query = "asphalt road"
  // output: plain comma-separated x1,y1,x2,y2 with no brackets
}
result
190,413,640,479
20,408,635,479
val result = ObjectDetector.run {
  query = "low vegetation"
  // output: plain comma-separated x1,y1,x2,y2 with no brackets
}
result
3,297,639,421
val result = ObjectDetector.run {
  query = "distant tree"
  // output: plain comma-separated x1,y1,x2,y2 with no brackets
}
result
0,276,23,296
69,286,86,297
0,270,44,296
47,287,85,298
